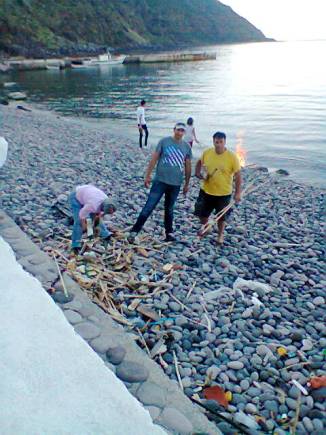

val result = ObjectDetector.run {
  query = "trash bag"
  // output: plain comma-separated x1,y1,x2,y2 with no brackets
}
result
0,137,8,168
233,277,272,295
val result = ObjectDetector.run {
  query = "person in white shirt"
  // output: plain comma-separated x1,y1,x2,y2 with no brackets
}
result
136,100,149,148
184,117,199,148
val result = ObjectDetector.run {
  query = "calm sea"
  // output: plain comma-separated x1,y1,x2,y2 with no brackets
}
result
8,40,326,187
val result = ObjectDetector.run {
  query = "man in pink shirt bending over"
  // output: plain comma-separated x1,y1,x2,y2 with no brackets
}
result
69,185,116,254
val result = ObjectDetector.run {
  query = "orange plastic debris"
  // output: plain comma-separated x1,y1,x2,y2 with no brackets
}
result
308,376,326,389
203,385,229,407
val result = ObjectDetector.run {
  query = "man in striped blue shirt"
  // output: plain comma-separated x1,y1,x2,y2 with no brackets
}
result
129,123,192,242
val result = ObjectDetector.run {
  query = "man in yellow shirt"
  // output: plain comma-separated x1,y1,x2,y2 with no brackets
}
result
195,131,242,244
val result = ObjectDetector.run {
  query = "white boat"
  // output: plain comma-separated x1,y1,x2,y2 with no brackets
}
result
90,52,126,66
46,64,61,70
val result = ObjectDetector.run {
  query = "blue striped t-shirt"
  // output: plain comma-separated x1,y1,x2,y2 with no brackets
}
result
154,137,192,186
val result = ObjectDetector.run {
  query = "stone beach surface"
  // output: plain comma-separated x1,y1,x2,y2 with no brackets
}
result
1,104,325,434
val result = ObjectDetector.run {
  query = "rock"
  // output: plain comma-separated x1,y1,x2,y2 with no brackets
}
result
136,382,167,407
256,344,271,357
63,309,83,324
291,331,303,342
234,411,259,430
145,406,161,421
311,387,326,401
312,418,324,431
74,321,101,340
276,169,289,175
245,403,257,414
106,346,126,365
168,302,181,312
242,307,253,319
285,357,300,367
264,400,278,414
303,417,314,432
158,407,193,434
227,361,244,370
270,270,284,287
312,296,325,306
301,339,313,351
202,262,211,273
175,315,188,327
288,385,301,400
181,377,192,388
116,360,149,383
262,324,274,335
52,292,74,304
206,366,219,381
240,379,250,391
90,335,116,354
286,397,298,410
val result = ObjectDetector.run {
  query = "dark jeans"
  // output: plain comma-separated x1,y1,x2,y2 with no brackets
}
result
139,124,149,148
132,180,181,235
69,192,111,248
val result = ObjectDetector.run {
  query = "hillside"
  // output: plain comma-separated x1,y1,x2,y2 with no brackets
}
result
0,0,269,57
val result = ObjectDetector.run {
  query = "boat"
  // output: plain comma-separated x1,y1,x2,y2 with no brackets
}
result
71,59,94,69
8,91,27,100
46,59,66,70
90,52,126,66
46,64,61,70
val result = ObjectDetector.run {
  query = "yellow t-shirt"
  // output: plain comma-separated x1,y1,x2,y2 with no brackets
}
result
201,148,240,196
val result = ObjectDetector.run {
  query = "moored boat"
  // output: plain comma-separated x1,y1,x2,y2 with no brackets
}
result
90,52,126,65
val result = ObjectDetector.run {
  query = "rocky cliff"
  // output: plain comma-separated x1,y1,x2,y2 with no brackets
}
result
0,0,269,57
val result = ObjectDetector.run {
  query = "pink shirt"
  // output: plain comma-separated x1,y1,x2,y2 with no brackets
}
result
76,185,108,219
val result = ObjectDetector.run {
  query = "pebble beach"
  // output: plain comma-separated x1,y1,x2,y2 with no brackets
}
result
1,104,325,434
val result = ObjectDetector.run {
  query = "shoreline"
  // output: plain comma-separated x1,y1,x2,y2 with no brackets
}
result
4,100,325,190
1,104,325,434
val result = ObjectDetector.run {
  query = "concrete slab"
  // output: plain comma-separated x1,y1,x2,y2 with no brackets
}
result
0,236,166,435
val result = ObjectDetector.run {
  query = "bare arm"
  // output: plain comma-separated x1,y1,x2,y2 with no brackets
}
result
193,128,199,143
183,158,192,194
195,159,203,179
234,170,242,202
144,151,160,187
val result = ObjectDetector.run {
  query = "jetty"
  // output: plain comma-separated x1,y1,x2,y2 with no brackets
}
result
0,51,216,72
124,51,216,63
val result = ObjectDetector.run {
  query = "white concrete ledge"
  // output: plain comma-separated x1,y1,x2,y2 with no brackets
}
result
0,236,166,435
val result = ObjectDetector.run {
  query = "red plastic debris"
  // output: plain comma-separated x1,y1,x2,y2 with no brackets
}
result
308,376,326,389
203,385,229,407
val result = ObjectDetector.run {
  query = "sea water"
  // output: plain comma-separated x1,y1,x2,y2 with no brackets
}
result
8,40,326,187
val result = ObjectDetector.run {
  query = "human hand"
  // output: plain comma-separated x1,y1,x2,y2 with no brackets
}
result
144,176,151,188
183,184,189,195
81,219,87,232
234,192,241,203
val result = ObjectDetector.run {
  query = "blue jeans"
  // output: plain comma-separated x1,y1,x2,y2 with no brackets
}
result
69,192,111,248
132,180,181,235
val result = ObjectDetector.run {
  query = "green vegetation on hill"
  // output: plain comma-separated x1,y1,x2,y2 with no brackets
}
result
0,0,268,57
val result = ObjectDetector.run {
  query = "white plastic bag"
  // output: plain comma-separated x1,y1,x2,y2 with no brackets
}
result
0,137,8,168
233,277,272,294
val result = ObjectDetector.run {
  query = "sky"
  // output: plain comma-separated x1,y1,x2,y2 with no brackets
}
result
220,0,326,41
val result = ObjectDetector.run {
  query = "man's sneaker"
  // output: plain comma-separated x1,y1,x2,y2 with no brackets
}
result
127,231,140,244
71,247,81,255
165,234,177,242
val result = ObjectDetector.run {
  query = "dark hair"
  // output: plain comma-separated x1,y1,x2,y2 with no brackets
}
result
213,131,226,140
141,100,146,105
187,117,193,126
